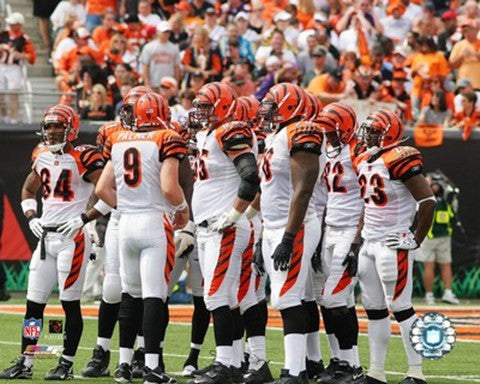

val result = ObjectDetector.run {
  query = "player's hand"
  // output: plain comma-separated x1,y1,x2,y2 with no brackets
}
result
253,238,265,276
175,220,195,258
28,218,44,239
90,244,105,262
58,217,84,238
311,238,322,273
272,232,295,271
209,212,236,232
342,241,362,277
385,232,419,250
172,206,189,230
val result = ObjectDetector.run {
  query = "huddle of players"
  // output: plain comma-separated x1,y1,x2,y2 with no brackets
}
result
0,81,436,384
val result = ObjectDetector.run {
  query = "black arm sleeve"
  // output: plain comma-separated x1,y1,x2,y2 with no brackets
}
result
233,152,260,202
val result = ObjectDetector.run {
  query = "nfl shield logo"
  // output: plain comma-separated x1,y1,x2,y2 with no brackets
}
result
426,327,442,346
23,318,42,340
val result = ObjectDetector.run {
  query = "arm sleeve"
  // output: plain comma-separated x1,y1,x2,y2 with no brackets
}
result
288,124,323,156
80,146,106,181
159,131,187,162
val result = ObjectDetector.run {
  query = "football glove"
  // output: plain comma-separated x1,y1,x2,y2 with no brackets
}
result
90,244,105,262
385,232,419,250
175,220,195,258
208,208,242,233
311,238,322,273
342,242,362,277
272,232,295,271
58,216,84,238
28,218,44,239
253,238,265,276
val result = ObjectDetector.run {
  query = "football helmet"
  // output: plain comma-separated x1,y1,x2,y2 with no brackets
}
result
40,104,80,153
120,86,153,129
134,93,170,131
191,82,238,128
303,92,322,122
238,96,260,127
258,83,306,131
359,108,404,149
318,102,357,158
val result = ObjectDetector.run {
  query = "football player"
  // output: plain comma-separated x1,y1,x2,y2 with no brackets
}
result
355,109,435,384
316,103,365,383
82,86,153,380
96,92,189,384
259,83,323,383
0,105,111,380
187,82,260,384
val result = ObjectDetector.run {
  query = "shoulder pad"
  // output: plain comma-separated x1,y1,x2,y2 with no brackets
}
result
287,122,323,155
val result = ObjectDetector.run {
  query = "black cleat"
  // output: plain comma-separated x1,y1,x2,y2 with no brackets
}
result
132,348,146,379
352,367,366,383
366,376,386,384
143,366,178,383
0,356,33,379
231,366,244,384
82,345,110,377
44,357,74,381
399,377,427,384
192,363,215,377
114,363,132,383
274,370,308,384
188,362,233,384
306,359,325,379
317,360,359,384
316,358,340,383
244,361,274,384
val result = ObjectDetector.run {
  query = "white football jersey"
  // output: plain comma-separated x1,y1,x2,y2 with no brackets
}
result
260,122,323,229
323,140,363,227
104,129,186,214
32,144,105,226
355,146,424,241
192,122,257,224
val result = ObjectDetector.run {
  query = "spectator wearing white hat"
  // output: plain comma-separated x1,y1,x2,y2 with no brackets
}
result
50,0,86,35
203,6,225,44
234,12,260,46
139,21,181,91
0,12,36,124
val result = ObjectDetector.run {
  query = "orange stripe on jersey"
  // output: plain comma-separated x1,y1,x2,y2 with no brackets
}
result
97,122,123,151
163,215,175,284
31,144,49,163
208,227,236,297
394,249,408,300
280,225,305,297
215,122,253,152
389,156,423,181
332,268,353,295
64,231,85,290
160,131,187,161
287,123,323,155
237,224,255,303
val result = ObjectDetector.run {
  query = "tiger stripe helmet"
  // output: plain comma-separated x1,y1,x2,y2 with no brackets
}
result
134,93,170,131
303,92,322,122
238,96,260,126
120,85,153,129
260,83,306,126
360,108,404,148
41,104,80,152
191,82,238,127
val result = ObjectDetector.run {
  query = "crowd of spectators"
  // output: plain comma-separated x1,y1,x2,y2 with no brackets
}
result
10,0,480,138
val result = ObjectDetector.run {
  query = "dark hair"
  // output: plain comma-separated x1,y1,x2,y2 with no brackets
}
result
432,89,447,111
463,90,478,105
271,28,285,39
80,63,108,87
418,36,437,51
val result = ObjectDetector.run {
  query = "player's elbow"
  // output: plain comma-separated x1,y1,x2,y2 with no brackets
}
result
162,185,183,206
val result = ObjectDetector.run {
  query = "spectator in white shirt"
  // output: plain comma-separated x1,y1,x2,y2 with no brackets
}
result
380,2,411,43
234,12,260,46
50,0,86,34
203,6,225,44
138,0,163,27
453,78,480,113
255,29,297,67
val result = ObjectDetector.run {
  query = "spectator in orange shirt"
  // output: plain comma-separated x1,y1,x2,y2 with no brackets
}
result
306,67,347,103
92,8,116,48
86,0,117,32
123,14,155,56
0,12,36,123
56,44,101,77
448,90,480,141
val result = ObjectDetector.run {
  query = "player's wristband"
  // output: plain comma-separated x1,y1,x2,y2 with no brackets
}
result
93,199,113,215
21,199,37,216
173,199,188,212
81,213,90,225
227,207,243,223
245,206,259,220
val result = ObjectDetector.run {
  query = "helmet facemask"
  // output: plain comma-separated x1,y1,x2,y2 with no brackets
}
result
257,100,279,132
120,103,135,129
325,126,343,159
191,100,216,129
40,118,70,153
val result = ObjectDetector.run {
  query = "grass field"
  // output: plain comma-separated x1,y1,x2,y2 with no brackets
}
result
0,299,479,384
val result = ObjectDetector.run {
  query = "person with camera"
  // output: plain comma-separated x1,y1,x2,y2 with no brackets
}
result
418,175,460,305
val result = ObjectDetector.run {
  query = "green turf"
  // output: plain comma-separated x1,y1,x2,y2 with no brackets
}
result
0,311,479,384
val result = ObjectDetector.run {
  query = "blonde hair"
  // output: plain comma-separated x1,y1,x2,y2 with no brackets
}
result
90,84,108,109
192,25,210,49
169,13,184,29
298,0,315,14
110,34,127,51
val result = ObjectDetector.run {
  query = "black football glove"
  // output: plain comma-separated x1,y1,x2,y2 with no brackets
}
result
252,238,265,276
311,237,322,273
272,232,295,271
342,241,362,277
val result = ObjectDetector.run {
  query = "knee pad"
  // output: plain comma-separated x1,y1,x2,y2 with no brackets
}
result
122,280,142,299
103,274,122,304
204,290,232,312
281,305,306,335
26,289,49,305
365,308,389,320
388,297,413,314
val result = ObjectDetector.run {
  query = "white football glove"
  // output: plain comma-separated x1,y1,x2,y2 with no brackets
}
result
175,220,196,258
28,218,44,239
90,243,105,262
208,208,242,233
385,232,419,250
58,217,85,238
